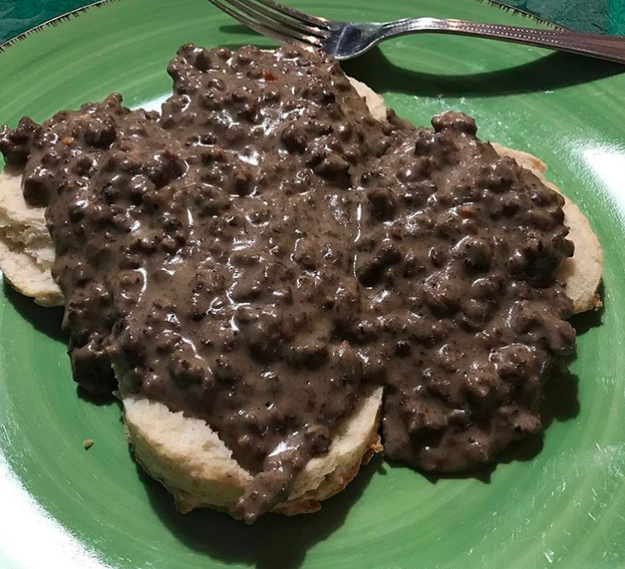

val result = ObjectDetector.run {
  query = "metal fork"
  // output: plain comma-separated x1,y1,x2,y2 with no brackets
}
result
208,0,625,64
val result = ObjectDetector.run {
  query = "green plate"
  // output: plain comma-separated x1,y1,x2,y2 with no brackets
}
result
1,1,624,567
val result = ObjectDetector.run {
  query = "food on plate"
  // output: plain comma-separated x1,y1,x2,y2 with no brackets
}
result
0,44,602,522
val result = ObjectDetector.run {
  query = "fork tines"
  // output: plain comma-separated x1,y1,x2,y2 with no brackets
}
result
208,0,330,48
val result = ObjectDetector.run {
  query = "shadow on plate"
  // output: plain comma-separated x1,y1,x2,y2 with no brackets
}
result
570,282,604,336
76,385,117,406
138,452,385,569
2,280,66,343
343,48,624,98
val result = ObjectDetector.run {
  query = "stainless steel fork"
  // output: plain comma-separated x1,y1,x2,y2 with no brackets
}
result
208,0,625,64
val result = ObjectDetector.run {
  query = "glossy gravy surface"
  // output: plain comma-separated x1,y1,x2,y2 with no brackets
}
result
0,45,575,522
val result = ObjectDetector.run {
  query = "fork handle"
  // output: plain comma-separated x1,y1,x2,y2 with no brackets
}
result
381,18,625,64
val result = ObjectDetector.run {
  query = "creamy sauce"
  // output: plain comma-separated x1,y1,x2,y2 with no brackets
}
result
0,44,575,523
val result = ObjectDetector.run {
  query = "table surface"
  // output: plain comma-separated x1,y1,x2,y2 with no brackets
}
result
0,0,623,45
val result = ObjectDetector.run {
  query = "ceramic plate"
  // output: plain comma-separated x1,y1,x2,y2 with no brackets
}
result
1,0,624,567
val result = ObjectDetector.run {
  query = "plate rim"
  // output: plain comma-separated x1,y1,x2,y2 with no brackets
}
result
0,2,620,569
0,0,564,54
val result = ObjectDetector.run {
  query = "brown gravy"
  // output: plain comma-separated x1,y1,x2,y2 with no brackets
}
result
0,44,575,522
